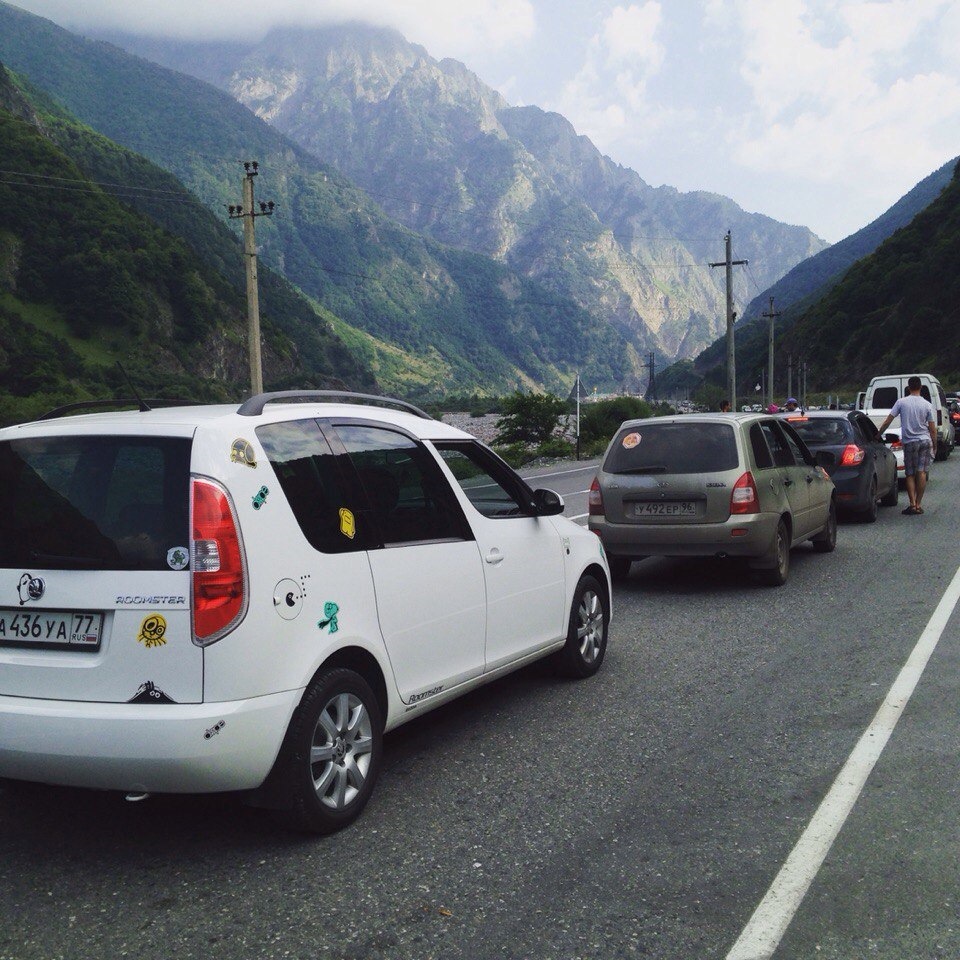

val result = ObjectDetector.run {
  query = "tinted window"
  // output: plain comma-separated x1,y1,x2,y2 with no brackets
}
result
778,421,812,465
0,436,190,570
759,422,795,467
433,442,531,518
334,425,470,546
749,423,774,469
871,386,898,409
786,417,854,445
257,420,367,554
605,422,739,475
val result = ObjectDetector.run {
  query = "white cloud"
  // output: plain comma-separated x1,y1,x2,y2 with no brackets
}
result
725,0,960,234
16,0,536,57
547,2,666,153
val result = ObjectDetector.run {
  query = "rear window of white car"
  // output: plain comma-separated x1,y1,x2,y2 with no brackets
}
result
605,422,739,475
0,436,191,570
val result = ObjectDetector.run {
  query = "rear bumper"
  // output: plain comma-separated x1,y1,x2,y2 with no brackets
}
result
0,690,300,793
589,512,779,559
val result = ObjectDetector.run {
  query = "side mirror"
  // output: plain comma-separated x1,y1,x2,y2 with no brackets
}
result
531,488,564,516
814,450,835,468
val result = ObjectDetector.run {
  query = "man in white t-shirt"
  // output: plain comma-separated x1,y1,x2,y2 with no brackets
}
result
877,376,936,515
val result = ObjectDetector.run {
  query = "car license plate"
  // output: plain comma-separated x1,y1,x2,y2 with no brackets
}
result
0,609,104,651
634,501,697,517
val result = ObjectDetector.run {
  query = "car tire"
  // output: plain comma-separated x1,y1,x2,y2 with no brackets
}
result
279,668,383,834
859,479,879,523
756,519,790,586
554,575,608,678
879,476,899,507
609,558,632,581
935,440,949,462
812,500,838,553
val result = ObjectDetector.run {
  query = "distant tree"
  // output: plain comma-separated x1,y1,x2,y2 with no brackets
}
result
494,391,566,445
579,396,651,446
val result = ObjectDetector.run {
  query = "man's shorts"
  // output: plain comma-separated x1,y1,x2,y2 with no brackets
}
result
903,440,933,476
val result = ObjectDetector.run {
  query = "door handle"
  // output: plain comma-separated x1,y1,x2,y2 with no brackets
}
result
485,549,504,565
805,475,815,483
783,479,793,487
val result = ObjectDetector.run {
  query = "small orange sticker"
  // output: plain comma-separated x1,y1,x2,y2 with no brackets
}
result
339,507,356,539
622,432,642,449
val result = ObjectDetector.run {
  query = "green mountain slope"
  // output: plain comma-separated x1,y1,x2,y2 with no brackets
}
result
0,64,375,424
779,161,960,387
112,23,826,364
738,156,958,325
0,2,637,395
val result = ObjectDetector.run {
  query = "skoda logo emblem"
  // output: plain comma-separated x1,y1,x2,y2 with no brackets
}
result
17,573,45,606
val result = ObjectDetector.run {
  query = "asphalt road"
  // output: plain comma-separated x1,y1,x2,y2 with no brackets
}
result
3,455,960,959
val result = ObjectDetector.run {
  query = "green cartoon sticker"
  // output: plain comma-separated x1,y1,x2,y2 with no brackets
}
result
317,602,339,634
252,486,269,510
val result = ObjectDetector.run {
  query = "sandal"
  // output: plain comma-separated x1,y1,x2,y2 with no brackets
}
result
902,506,919,514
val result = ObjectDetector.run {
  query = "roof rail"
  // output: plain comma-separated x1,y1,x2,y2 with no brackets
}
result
35,398,197,422
236,390,433,420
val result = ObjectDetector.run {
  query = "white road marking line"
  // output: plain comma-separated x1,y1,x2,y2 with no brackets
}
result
567,512,588,522
726,562,960,960
523,465,598,480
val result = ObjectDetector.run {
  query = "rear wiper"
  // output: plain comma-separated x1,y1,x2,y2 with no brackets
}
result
618,465,667,474
29,550,103,568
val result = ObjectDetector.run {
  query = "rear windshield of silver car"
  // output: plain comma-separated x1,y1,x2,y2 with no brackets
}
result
605,422,739,475
0,436,191,570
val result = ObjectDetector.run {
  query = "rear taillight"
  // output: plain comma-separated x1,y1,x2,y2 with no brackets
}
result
588,477,604,516
730,471,759,515
890,440,903,451
191,477,247,645
839,444,865,466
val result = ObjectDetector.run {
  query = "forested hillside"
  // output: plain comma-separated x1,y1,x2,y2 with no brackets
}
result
779,161,960,387
0,64,372,424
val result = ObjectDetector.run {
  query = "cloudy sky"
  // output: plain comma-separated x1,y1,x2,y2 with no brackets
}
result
16,0,960,242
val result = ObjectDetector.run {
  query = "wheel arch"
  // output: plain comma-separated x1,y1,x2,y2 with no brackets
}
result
245,645,389,811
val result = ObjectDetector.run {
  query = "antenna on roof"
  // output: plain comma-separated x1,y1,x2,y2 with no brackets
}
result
115,362,152,412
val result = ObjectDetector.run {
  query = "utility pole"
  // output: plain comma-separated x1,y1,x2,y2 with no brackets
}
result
762,297,781,407
228,161,274,395
710,231,748,413
787,354,793,399
643,351,658,403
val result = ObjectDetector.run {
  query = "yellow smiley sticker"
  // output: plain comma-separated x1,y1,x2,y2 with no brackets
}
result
339,507,356,540
137,613,167,649
622,432,642,449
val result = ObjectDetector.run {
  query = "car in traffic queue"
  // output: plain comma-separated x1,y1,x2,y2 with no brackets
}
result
0,391,611,834
780,411,898,520
588,413,837,587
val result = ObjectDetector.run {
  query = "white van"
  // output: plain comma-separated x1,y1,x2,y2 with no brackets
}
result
863,373,953,461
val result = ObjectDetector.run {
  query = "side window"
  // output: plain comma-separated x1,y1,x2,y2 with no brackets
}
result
334,425,470,546
749,423,774,470
257,419,367,554
778,421,813,466
759,422,795,468
856,414,880,443
871,386,898,409
919,386,932,402
432,441,532,518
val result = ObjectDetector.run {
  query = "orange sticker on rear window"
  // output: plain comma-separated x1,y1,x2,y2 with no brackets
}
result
622,432,642,449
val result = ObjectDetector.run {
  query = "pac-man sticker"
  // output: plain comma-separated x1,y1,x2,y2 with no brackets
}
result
137,613,167,649
622,432,642,449
272,578,303,621
166,546,189,571
318,602,339,634
253,486,269,510
339,507,356,539
230,437,257,468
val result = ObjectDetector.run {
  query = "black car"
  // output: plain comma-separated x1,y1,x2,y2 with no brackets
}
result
782,411,898,521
